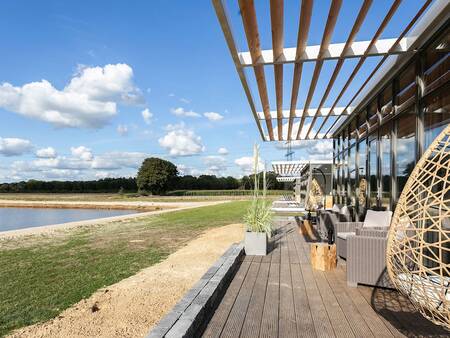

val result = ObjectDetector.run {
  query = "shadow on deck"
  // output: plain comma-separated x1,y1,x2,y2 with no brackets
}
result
202,216,447,338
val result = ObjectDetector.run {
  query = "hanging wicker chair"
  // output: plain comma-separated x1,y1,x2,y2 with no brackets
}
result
386,123,450,330
307,178,324,210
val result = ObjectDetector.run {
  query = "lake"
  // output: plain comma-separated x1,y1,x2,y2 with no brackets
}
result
0,207,139,232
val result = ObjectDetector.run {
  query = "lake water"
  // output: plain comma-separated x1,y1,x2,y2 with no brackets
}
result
0,207,139,232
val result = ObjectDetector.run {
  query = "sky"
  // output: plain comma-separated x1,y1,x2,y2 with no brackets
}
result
0,0,428,182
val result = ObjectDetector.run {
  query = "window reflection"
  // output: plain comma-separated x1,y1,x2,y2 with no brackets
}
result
396,111,416,201
380,123,392,210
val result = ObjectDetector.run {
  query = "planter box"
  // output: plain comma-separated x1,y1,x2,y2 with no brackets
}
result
244,231,267,256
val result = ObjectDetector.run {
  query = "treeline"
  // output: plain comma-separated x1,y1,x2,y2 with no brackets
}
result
0,178,137,193
0,172,289,194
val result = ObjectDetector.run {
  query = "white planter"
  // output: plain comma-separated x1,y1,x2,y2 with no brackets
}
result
244,231,268,256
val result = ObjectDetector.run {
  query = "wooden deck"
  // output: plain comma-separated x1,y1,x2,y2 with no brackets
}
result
202,217,447,338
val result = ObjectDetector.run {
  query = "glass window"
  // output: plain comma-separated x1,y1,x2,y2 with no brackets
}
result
348,146,356,205
342,151,347,204
424,87,450,149
358,109,368,136
424,27,450,93
357,140,367,214
398,62,416,109
367,100,378,128
368,136,378,208
396,110,416,202
380,122,392,210
349,119,357,147
380,83,393,116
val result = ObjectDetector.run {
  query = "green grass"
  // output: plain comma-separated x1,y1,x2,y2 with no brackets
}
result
0,201,250,337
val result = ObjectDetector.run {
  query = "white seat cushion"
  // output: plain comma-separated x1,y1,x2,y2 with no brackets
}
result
337,232,355,240
363,210,392,228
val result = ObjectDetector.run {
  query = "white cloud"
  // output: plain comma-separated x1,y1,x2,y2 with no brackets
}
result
159,126,205,157
117,124,129,136
7,150,148,182
218,147,229,155
0,63,142,128
177,164,202,176
0,137,33,156
91,152,147,170
142,108,153,124
204,112,224,121
36,147,57,158
170,107,200,118
234,156,264,174
70,146,93,161
203,155,227,175
180,98,190,104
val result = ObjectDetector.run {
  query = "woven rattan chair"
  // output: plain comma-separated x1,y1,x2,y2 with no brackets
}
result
386,124,450,330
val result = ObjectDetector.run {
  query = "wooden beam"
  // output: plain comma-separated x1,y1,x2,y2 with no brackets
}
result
314,0,402,139
257,106,351,119
238,38,410,66
270,0,284,140
296,0,343,140
326,0,433,139
239,0,274,140
304,0,372,139
211,0,265,140
288,0,313,140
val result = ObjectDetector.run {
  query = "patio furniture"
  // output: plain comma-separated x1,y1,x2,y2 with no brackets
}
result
316,204,353,242
387,124,450,330
346,228,392,288
335,209,392,259
311,242,336,271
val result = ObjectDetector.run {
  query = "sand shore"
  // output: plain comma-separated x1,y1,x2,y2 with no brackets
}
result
0,200,227,239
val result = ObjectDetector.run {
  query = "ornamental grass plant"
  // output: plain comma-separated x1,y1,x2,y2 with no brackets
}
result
243,144,273,236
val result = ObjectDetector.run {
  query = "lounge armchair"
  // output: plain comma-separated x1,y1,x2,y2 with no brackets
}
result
335,209,392,259
346,228,393,288
317,204,353,243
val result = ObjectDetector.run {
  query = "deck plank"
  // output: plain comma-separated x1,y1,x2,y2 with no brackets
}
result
295,234,336,338
323,269,375,338
259,262,280,338
312,269,355,338
333,268,394,338
240,262,270,338
279,235,297,337
291,262,317,338
202,261,252,338
219,261,260,338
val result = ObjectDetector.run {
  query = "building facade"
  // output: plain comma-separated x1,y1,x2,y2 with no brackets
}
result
332,24,449,219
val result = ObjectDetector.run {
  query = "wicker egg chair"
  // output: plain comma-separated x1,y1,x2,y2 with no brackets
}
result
386,123,450,330
307,178,324,210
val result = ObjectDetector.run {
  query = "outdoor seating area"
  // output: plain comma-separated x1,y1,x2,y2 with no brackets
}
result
202,216,447,337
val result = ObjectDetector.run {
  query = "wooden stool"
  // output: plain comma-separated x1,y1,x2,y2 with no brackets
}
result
299,220,317,241
310,243,336,271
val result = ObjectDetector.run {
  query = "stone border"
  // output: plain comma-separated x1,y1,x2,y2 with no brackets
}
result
147,242,244,338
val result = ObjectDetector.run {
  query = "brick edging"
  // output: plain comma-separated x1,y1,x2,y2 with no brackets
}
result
147,242,244,338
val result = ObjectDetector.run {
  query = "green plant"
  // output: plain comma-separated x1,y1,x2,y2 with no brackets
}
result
243,145,273,235
136,158,178,195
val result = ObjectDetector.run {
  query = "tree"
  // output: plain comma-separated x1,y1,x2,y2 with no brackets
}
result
136,157,178,195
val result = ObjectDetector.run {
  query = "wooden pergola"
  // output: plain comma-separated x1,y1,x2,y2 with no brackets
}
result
212,0,434,141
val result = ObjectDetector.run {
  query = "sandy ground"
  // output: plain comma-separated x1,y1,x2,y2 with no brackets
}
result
0,200,226,239
8,222,244,338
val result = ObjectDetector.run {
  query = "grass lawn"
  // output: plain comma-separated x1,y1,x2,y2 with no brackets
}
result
0,200,250,337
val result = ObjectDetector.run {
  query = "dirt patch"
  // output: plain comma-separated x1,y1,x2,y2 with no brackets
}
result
8,223,244,338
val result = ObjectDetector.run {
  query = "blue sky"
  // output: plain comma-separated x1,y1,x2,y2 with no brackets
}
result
0,0,427,181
